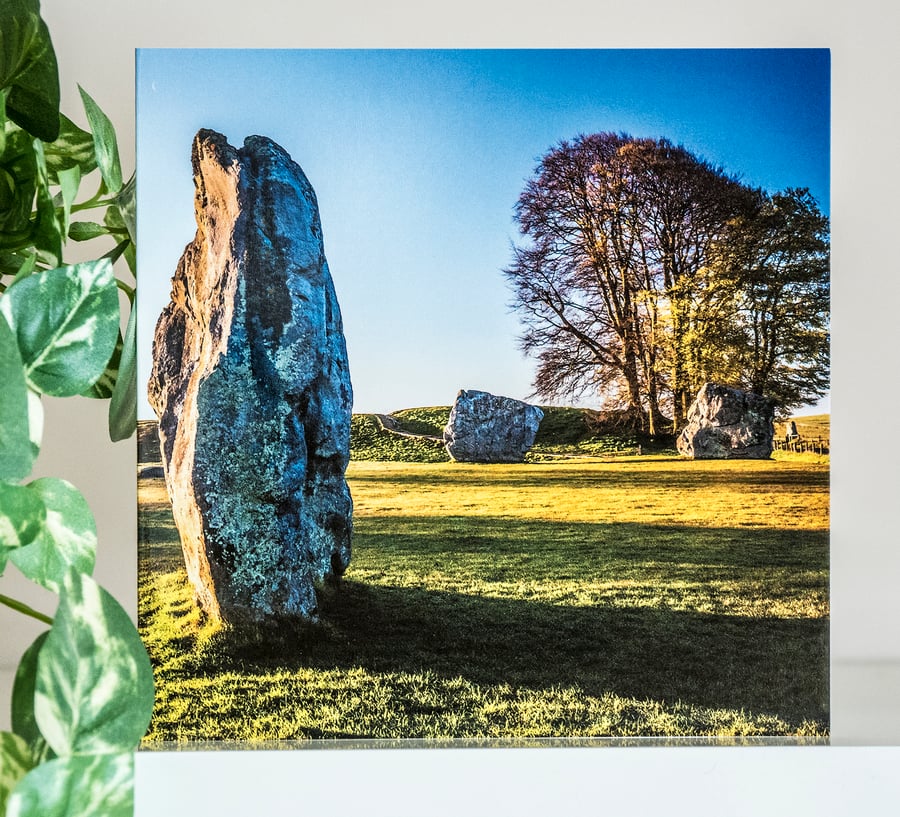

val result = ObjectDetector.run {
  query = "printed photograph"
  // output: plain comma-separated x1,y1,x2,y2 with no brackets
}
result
135,49,830,743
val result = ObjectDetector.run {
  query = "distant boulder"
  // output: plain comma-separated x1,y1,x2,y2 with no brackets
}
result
443,389,543,463
677,383,774,459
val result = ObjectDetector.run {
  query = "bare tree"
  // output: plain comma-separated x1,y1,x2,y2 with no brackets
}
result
507,133,753,433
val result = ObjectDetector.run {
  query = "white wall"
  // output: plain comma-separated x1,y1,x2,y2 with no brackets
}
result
2,0,898,813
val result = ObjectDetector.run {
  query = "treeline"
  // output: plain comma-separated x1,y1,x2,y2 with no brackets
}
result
505,133,829,433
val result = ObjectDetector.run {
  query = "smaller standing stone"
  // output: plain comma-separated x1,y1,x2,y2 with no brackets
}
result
443,389,543,463
677,383,775,459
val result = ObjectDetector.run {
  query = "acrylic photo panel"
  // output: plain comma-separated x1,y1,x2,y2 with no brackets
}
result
136,49,830,746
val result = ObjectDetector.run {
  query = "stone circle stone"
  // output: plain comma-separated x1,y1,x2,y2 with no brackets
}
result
147,129,353,624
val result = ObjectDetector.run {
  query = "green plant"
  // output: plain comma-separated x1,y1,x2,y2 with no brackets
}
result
1,1,153,815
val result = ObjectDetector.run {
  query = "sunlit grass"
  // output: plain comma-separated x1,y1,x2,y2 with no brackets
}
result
138,454,828,742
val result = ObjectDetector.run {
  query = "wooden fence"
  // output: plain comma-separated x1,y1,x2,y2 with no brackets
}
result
772,436,830,455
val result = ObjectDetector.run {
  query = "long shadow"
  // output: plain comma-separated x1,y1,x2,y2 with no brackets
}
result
137,475,829,729
208,515,828,728
220,580,828,729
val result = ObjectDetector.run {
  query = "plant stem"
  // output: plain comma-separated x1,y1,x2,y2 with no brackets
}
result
0,593,54,626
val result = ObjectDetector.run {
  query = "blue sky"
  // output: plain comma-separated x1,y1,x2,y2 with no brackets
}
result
136,49,829,418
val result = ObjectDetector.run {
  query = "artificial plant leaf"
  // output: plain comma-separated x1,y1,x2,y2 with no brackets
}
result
0,126,38,247
0,311,35,480
42,114,96,184
0,0,60,143
0,731,34,816
101,204,136,273
11,632,50,754
55,163,80,238
25,388,42,459
0,481,46,575
29,138,62,267
0,90,6,154
80,327,121,399
123,238,136,274
5,753,132,817
109,302,137,441
67,220,109,242
78,86,121,195
9,478,96,593
34,570,155,756
111,173,136,245
0,258,119,396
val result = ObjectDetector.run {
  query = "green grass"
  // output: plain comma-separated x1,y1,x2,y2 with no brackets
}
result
778,413,830,440
349,405,677,463
138,453,829,743
390,406,450,437
349,414,449,462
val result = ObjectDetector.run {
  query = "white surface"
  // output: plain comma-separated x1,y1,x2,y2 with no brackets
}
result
135,745,900,817
1,0,898,813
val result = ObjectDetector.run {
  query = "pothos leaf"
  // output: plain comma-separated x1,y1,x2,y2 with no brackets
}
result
11,632,51,757
0,0,60,143
112,173,135,245
78,86,121,195
42,114,96,184
5,753,133,817
9,478,96,593
67,220,109,242
0,310,35,480
34,571,155,756
0,731,34,816
55,163,80,238
29,138,62,267
109,302,137,441
0,481,46,576
0,126,37,247
80,327,121,399
0,259,119,396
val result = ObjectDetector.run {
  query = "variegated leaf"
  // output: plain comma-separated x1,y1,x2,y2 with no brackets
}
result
0,311,34,480
9,478,95,593
35,571,155,756
5,753,132,817
0,0,60,143
11,632,50,756
43,114,97,183
78,86,122,195
81,328,121,399
0,481,45,575
0,259,119,396
55,164,80,238
113,174,136,246
109,302,137,441
0,731,34,815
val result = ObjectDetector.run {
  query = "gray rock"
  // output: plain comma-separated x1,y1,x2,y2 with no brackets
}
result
147,130,352,624
443,389,543,463
676,383,774,459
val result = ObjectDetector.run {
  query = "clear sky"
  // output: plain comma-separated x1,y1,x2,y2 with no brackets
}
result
136,49,830,418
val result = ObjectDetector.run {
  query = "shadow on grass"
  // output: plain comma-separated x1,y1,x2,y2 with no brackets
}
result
303,580,829,729
194,515,827,730
138,477,828,731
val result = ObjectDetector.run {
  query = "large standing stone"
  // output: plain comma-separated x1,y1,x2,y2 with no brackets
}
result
147,130,352,624
676,383,774,459
443,389,543,463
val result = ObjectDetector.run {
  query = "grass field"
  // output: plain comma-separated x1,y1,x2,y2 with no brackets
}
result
138,437,829,742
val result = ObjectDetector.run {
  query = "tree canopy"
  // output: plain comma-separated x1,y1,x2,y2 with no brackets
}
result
506,133,829,429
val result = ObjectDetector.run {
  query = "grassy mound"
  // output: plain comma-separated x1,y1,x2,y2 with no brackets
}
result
350,414,449,463
350,404,674,463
